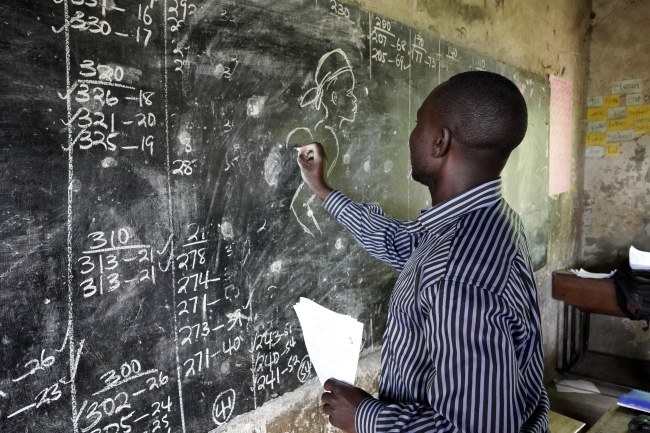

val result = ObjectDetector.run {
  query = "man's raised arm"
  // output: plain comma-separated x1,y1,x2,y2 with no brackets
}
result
297,143,419,273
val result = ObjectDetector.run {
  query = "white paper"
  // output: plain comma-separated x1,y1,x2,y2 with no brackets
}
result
627,93,644,106
612,79,643,94
555,379,600,394
630,246,650,271
587,96,603,108
293,298,363,385
607,130,635,142
569,268,615,279
587,120,607,133
585,146,605,158
608,107,627,119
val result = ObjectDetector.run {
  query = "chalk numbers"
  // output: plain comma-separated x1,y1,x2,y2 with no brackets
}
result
12,350,56,383
370,17,410,71
330,0,350,19
34,383,63,408
100,360,142,389
409,34,426,64
68,11,112,35
371,48,387,63
447,45,458,59
80,60,125,82
55,0,162,156
375,16,391,32
73,360,173,432
146,372,169,391
395,53,407,70
77,391,133,433
212,389,236,426
172,159,197,176
168,0,197,33
77,228,155,299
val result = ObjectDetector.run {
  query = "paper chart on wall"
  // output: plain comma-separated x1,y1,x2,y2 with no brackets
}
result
549,75,574,195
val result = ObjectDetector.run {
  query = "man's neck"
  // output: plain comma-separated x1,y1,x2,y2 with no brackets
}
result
428,173,500,207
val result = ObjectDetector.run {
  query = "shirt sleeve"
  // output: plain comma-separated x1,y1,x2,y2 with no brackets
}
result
355,281,541,433
323,190,419,273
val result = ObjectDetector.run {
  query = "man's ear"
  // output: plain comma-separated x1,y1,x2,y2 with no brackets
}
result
432,126,452,158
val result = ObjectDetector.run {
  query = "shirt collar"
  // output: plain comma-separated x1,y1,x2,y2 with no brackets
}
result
405,178,503,234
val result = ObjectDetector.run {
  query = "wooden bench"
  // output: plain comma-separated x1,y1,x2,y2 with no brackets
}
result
549,410,586,433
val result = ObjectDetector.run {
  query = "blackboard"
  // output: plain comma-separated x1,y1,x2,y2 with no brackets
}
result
0,0,549,431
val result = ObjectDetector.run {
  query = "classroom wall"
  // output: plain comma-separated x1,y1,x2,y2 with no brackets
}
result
214,0,592,431
582,0,650,362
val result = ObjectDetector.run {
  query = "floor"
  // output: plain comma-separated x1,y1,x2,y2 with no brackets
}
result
547,372,630,430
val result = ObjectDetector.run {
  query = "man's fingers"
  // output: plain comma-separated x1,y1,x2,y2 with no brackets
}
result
323,378,338,392
297,148,315,165
302,149,314,162
322,403,332,416
298,143,325,160
321,391,332,404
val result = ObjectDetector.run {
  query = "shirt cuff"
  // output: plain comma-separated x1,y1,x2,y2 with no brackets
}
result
322,190,352,220
355,397,386,433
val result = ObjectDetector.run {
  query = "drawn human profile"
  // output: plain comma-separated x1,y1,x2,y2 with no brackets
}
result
287,49,358,236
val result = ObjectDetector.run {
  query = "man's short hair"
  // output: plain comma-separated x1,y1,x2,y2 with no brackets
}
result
436,71,528,160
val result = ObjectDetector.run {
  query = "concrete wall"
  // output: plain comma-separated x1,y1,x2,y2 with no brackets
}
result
583,0,650,361
215,0,592,430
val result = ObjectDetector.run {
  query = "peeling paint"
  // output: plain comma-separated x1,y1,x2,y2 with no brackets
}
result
630,144,646,172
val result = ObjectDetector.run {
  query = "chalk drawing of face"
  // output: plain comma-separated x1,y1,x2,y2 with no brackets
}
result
300,48,357,129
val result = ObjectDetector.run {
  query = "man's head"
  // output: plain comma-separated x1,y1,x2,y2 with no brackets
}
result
409,71,528,189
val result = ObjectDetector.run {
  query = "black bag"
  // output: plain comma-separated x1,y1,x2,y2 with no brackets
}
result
614,259,650,331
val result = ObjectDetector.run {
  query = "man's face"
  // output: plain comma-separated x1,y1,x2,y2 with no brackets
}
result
409,85,444,185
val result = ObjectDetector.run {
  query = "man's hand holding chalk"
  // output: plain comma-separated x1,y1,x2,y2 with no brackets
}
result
297,142,333,201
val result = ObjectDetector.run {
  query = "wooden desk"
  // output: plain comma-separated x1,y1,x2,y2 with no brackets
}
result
551,271,633,372
552,272,625,317
587,403,640,432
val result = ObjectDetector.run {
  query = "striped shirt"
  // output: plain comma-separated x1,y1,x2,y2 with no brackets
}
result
323,178,549,433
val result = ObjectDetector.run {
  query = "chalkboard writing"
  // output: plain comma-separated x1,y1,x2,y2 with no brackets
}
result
0,0,549,431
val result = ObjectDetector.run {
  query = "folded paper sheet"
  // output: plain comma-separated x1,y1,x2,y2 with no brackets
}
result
554,379,600,394
293,298,363,385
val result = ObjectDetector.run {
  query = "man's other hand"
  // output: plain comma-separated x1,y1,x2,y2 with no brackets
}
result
297,142,333,201
321,378,372,433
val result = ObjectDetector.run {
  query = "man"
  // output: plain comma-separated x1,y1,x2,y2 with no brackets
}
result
297,71,549,433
